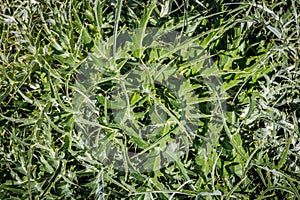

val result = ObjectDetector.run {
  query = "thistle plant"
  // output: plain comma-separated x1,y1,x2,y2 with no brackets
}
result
0,0,299,199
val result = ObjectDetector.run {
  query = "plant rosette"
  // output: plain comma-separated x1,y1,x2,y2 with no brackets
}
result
73,27,226,173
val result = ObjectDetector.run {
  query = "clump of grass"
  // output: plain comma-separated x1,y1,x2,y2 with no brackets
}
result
0,0,299,199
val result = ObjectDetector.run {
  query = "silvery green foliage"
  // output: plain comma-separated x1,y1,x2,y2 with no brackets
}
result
73,27,225,173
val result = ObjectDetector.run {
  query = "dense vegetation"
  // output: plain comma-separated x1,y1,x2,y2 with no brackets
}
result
0,0,299,199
